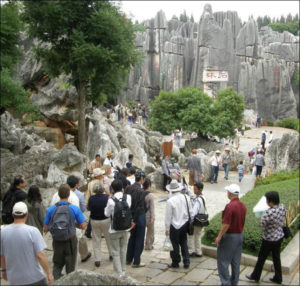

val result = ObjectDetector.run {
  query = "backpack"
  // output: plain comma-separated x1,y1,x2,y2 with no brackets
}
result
49,202,76,241
112,194,132,231
1,190,17,224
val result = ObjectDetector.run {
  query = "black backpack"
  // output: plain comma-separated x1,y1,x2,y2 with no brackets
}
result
49,202,76,241
2,191,17,224
112,194,132,231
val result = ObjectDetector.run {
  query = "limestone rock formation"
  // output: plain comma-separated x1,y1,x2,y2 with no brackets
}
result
53,269,141,285
265,133,299,172
122,5,299,120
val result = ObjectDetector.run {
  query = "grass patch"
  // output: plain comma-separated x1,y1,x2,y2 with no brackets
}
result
256,170,299,186
202,177,299,256
275,118,299,132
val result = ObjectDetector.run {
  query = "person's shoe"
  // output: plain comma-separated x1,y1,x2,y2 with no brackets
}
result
183,264,190,269
245,275,259,283
95,261,100,267
109,255,113,261
210,181,214,184
269,278,282,284
168,263,179,268
195,254,203,257
132,263,145,268
81,252,91,263
85,233,92,239
189,252,196,257
126,261,132,265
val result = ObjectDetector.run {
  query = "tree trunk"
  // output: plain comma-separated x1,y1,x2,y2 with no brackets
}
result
77,78,87,155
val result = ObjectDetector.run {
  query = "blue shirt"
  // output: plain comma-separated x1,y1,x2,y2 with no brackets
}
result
237,164,244,174
74,189,86,212
44,201,85,226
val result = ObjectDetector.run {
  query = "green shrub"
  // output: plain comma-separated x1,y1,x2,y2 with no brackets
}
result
256,170,299,186
275,118,299,132
266,120,274,126
202,177,299,256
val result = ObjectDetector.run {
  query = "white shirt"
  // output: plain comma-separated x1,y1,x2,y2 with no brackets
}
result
210,155,221,167
127,176,135,185
192,195,207,216
165,193,193,231
50,191,79,207
103,158,114,167
104,192,132,234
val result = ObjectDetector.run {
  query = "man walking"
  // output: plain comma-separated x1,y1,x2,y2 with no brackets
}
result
215,184,246,286
162,155,171,191
165,180,193,269
187,149,203,185
89,154,102,174
1,202,53,285
125,171,147,267
44,184,86,280
67,175,91,263
105,180,133,277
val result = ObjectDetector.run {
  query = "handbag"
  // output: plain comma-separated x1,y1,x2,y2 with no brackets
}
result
183,194,194,236
193,196,209,227
283,214,291,239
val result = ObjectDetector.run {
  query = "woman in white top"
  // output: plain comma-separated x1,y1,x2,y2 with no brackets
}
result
210,150,221,184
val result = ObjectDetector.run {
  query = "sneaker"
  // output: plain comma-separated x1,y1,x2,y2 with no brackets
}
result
184,264,190,269
132,263,145,268
81,252,91,263
195,254,203,257
245,275,259,283
95,261,100,267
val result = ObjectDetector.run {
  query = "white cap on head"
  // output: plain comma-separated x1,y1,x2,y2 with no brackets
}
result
93,168,105,177
225,184,240,195
12,202,28,215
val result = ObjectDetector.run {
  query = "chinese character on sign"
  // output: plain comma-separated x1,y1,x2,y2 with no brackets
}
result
203,70,228,82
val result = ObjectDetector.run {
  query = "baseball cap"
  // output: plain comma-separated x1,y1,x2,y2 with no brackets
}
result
12,202,28,215
225,184,240,195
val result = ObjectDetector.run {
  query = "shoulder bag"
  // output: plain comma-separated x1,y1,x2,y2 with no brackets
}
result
183,194,194,235
282,212,291,239
193,196,209,227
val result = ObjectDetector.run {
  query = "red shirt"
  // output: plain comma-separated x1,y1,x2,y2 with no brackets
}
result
222,198,246,233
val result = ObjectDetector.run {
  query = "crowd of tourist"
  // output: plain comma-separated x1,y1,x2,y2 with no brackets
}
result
1,134,285,286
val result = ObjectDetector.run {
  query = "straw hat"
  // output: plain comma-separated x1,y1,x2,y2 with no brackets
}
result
166,179,183,193
216,150,221,154
106,151,113,157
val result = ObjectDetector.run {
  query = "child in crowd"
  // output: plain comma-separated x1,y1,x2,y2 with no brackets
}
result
237,161,245,182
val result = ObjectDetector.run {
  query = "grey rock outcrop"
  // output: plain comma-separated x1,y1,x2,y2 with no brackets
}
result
265,133,299,172
121,5,299,120
53,269,141,285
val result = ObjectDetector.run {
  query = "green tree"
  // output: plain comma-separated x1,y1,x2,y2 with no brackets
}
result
22,0,140,154
149,91,180,134
150,87,244,138
268,21,299,35
0,1,39,118
210,87,245,138
179,10,188,22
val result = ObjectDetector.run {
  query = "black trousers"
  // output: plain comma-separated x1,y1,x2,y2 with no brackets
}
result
163,174,171,191
85,218,92,236
251,238,283,283
169,223,190,266
52,237,78,280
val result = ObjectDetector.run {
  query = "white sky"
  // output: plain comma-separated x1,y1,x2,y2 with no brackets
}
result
119,1,299,23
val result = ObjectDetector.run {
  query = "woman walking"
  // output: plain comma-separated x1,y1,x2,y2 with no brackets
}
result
143,178,155,250
246,191,286,284
88,181,113,267
25,185,45,234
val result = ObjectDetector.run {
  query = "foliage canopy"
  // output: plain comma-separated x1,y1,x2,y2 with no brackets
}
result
149,87,244,138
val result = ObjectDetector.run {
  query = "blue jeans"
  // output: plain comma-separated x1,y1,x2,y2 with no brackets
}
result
223,163,230,179
176,136,181,147
217,233,243,286
210,166,219,182
238,173,243,182
126,213,146,265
